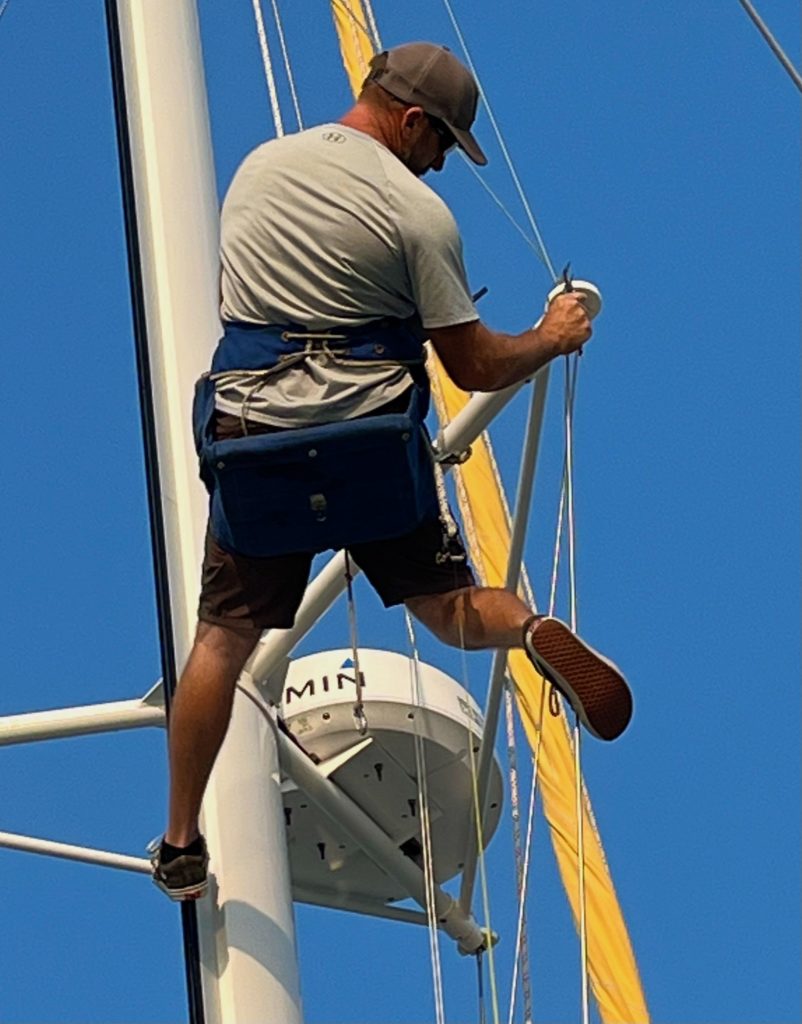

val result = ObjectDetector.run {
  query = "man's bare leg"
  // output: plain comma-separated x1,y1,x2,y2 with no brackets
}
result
405,585,531,650
406,585,632,740
165,621,261,847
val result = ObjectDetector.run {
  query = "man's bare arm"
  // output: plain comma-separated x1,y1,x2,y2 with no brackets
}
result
428,292,592,392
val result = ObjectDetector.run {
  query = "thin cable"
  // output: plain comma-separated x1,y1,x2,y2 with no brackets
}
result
455,609,500,1024
575,720,590,1024
562,354,590,1024
477,949,487,1024
548,468,567,619
544,351,592,1023
508,743,539,1024
467,718,501,1024
504,680,535,1024
344,552,367,734
362,0,382,50
459,154,553,267
564,356,580,633
736,0,802,93
269,0,303,129
440,0,557,280
330,0,374,45
0,0,11,24
251,0,285,137
330,0,375,81
405,611,446,1024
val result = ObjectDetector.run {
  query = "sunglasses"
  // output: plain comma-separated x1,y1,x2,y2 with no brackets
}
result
427,115,457,154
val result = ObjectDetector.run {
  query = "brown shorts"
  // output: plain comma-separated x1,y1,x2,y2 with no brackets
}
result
197,408,475,633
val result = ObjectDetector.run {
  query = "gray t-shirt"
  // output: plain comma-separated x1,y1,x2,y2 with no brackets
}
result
216,124,477,427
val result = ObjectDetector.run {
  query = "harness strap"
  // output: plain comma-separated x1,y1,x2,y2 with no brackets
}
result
211,317,428,376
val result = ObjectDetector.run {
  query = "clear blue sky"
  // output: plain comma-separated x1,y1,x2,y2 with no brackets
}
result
1,2,799,1022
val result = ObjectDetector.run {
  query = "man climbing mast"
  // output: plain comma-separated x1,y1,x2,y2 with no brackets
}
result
150,42,633,900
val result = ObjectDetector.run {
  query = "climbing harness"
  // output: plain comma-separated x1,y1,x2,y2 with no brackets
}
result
194,318,467,561
192,319,445,557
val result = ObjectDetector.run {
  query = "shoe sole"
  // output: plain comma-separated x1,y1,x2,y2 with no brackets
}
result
525,617,633,741
151,875,209,901
148,837,209,902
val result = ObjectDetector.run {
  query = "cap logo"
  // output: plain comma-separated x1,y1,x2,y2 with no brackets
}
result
321,130,347,144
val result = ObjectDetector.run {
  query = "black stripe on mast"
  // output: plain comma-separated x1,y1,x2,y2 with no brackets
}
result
103,3,205,1021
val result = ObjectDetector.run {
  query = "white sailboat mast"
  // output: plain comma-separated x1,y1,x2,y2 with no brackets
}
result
108,2,303,1021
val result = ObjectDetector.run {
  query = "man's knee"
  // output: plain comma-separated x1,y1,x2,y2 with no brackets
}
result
194,620,261,666
404,586,477,647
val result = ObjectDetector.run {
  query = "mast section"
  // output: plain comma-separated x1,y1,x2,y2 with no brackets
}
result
105,3,303,1021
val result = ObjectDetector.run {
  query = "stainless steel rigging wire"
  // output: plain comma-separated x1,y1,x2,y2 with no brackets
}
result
440,0,558,281
269,0,303,129
736,0,802,93
563,353,591,1024
405,610,447,1024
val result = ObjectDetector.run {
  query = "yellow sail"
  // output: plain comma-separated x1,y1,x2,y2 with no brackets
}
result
329,5,648,1019
330,0,376,92
429,356,649,1023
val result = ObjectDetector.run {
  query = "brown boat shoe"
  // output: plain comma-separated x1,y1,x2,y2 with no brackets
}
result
523,616,633,741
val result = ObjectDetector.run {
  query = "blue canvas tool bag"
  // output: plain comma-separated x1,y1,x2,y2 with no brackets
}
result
193,320,440,558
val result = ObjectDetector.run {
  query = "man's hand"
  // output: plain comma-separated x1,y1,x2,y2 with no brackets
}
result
429,290,595,393
535,292,592,357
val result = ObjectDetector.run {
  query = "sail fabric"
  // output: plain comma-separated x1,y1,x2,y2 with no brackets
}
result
428,357,649,1023
329,6,648,1020
330,1,375,92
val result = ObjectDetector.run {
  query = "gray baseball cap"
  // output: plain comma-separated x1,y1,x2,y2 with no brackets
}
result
366,42,488,166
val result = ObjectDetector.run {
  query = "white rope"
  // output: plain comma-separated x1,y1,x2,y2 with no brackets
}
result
561,353,590,1024
548,471,567,619
405,610,446,1024
362,0,382,51
431,453,462,551
537,352,592,1023
575,720,590,1024
564,356,580,633
250,0,285,137
503,679,535,1024
454,403,540,1024
269,0,303,130
440,0,557,281
454,631,502,1024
